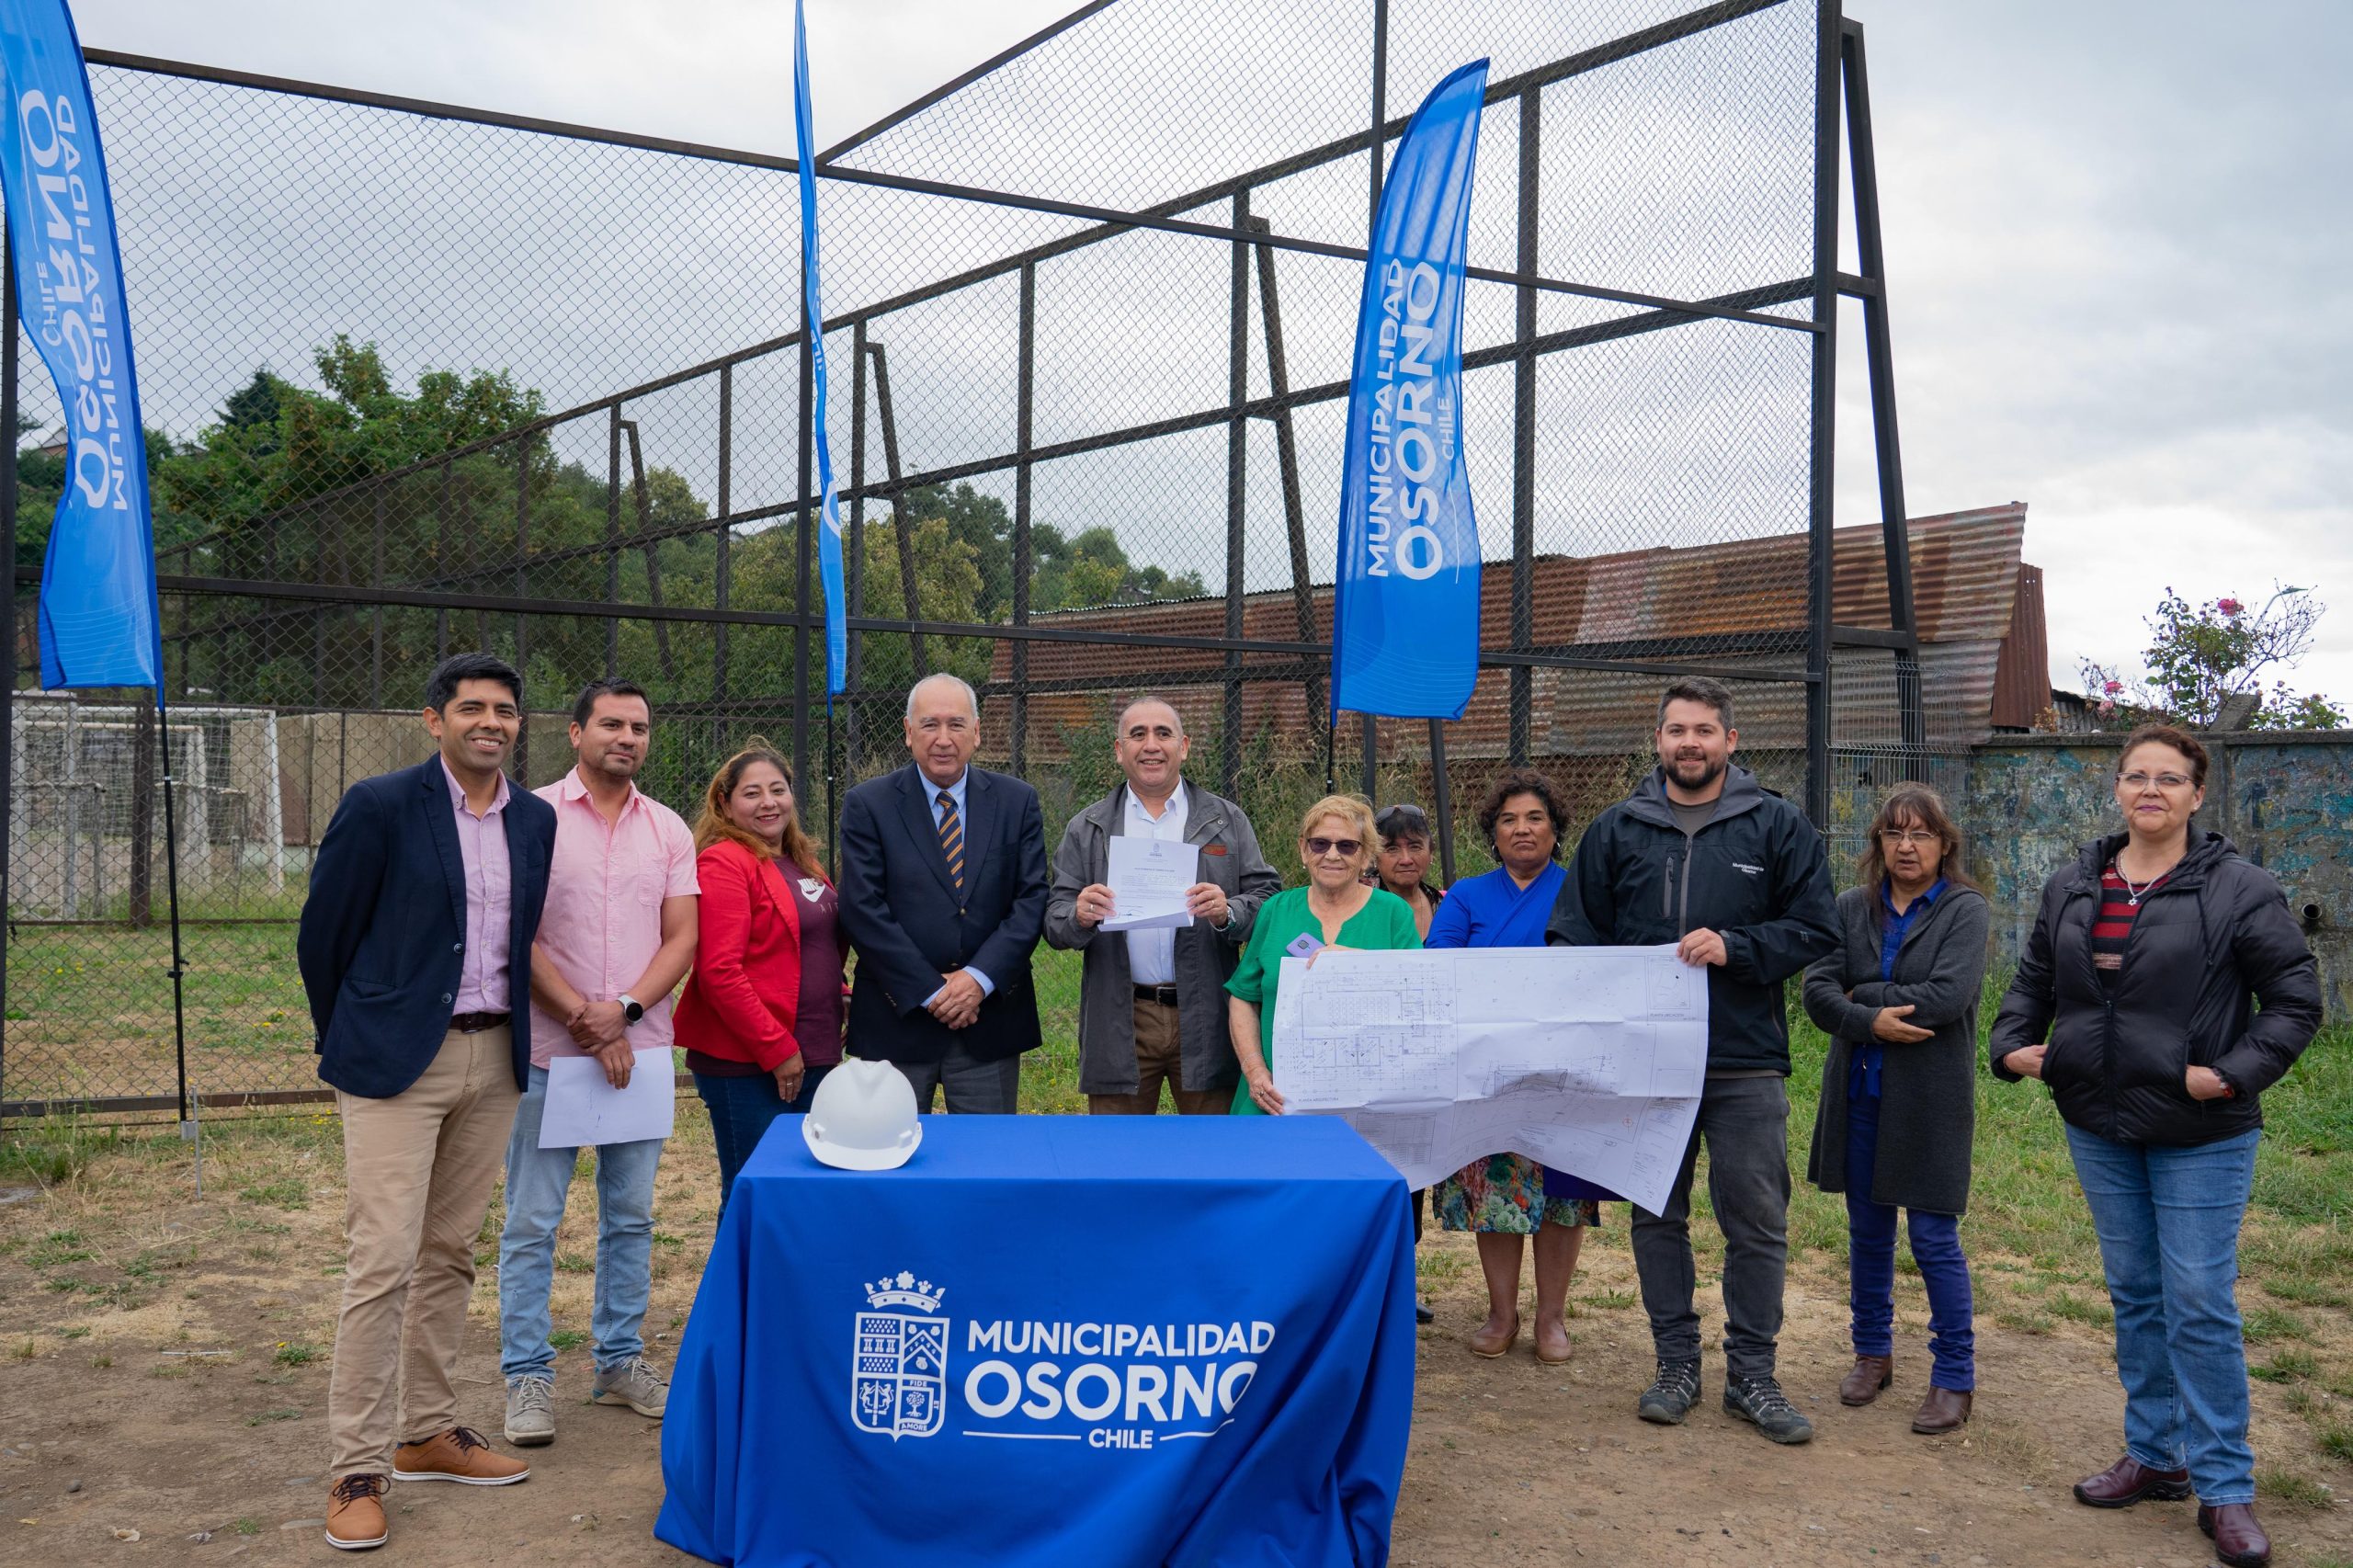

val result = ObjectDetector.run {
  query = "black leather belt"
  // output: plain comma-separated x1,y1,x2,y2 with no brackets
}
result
1131,984,1180,1007
449,1011,511,1034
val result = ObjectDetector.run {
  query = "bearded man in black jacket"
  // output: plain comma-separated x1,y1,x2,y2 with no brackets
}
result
1549,676,1839,1444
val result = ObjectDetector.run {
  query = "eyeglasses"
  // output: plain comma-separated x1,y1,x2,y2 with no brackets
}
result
1305,837,1363,858
1879,829,1939,847
2119,771,2195,791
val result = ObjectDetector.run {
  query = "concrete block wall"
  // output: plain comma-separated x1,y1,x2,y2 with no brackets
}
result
1962,733,2352,1025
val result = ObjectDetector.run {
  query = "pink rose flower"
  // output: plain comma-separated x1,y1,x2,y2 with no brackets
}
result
2217,597,2244,617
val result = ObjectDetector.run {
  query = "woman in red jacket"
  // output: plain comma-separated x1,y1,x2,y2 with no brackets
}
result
674,739,846,1207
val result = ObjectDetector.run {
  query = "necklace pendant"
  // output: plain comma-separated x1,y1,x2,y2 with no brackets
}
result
2128,893,2141,906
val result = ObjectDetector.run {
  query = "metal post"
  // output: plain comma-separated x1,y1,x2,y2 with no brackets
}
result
513,438,530,781
794,316,814,801
716,363,733,748
623,422,676,682
1509,85,1540,767
1841,19,1924,767
1804,0,1844,827
1249,217,1320,727
869,343,927,676
1223,191,1249,801
0,243,17,1103
1012,263,1035,777
1359,0,1389,802
606,403,623,678
847,324,868,774
369,488,384,708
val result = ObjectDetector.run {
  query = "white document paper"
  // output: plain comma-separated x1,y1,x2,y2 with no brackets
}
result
1269,946,1706,1213
538,1048,677,1149
1101,835,1199,932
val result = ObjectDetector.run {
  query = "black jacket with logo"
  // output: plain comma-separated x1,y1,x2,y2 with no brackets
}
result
1546,765,1840,1074
1989,831,2322,1146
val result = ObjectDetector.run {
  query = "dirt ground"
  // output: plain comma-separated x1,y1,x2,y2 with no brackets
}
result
0,1124,2347,1568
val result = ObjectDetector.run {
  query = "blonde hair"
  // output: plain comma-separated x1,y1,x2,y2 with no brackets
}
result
1298,794,1379,869
692,736,826,879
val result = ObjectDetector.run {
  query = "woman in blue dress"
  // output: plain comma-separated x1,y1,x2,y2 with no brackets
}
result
1428,769,1615,1364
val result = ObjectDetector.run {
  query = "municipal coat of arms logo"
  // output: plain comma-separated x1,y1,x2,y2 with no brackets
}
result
853,1272,949,1440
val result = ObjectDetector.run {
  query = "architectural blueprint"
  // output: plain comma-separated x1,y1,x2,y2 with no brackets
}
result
1269,946,1706,1213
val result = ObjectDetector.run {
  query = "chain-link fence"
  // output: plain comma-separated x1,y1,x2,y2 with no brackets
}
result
5,0,1933,1121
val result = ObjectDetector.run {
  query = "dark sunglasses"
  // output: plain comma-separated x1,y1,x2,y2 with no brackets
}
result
1374,804,1429,835
1305,836,1364,858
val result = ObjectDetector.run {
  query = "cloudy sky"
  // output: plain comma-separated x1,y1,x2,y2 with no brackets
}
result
63,0,2353,705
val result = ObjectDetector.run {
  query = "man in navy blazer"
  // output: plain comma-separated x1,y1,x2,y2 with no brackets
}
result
296,653,557,1550
838,673,1049,1113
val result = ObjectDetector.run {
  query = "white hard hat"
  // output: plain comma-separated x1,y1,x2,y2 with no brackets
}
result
802,1058,924,1171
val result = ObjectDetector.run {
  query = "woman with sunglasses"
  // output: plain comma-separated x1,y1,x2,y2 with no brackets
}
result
1992,725,2319,1568
1370,802,1446,940
1226,795,1422,1116
1801,784,1988,1434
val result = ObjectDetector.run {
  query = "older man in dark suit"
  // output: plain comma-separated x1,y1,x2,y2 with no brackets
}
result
837,673,1049,1113
296,653,558,1551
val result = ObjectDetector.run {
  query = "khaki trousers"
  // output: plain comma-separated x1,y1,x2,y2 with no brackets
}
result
1087,995,1226,1116
327,1027,521,1477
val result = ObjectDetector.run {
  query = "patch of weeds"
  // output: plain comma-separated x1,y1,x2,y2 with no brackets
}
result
1994,1309,2052,1336
150,1365,189,1380
233,1519,263,1537
2319,1424,2353,1466
555,1253,595,1275
89,1354,112,1369
2260,1275,2349,1310
273,1342,322,1368
11,1339,38,1362
23,1230,94,1268
2254,1466,2333,1507
2252,1348,2320,1384
238,1178,308,1210
244,1407,304,1427
2286,1386,2323,1416
59,1326,90,1341
2048,1292,2113,1329
2243,1306,2313,1346
652,1231,687,1249
1577,1290,1637,1312
548,1330,588,1352
0,1122,122,1185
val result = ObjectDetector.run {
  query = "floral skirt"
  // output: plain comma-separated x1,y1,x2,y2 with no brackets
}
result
1434,1153,1604,1234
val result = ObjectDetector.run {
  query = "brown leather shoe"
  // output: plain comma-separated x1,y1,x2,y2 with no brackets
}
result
1838,1354,1893,1406
2072,1454,2191,1508
1910,1385,1972,1434
2199,1503,2271,1568
1466,1312,1521,1359
1534,1317,1572,1366
391,1425,530,1486
324,1473,389,1551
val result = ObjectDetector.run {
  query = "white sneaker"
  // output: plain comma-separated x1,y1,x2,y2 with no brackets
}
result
503,1376,555,1447
590,1355,668,1419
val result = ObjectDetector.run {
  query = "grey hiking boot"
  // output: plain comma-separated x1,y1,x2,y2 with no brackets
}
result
1637,1358,1702,1425
591,1354,669,1419
503,1376,554,1447
1724,1373,1814,1445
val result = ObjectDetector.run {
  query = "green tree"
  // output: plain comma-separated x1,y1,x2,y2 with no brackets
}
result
2079,584,2344,730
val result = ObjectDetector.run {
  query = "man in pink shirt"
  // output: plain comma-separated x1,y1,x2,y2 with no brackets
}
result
497,678,699,1449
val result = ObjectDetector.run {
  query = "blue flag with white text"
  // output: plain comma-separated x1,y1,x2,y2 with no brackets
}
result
794,0,847,699
1330,60,1487,722
1,0,163,689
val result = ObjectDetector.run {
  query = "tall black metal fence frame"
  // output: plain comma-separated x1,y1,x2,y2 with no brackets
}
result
1,0,1922,1121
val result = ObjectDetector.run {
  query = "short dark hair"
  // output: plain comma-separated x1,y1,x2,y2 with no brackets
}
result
2118,722,2211,790
425,653,521,714
1476,767,1571,860
572,676,652,729
1373,802,1431,845
1657,676,1734,730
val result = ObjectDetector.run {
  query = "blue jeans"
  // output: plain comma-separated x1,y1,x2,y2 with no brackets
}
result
1846,1090,1974,1390
497,1065,665,1382
693,1063,831,1214
2065,1122,2260,1505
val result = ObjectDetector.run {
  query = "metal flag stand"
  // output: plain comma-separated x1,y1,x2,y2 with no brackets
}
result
158,689,199,1196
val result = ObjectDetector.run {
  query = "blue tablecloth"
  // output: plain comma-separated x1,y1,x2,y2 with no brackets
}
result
657,1114,1415,1568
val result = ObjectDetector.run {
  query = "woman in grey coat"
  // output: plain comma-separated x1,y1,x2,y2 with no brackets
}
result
1802,783,1990,1437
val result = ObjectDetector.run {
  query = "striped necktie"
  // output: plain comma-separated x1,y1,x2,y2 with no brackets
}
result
936,790,964,893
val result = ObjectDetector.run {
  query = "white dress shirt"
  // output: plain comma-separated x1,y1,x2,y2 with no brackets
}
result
1122,782,1188,986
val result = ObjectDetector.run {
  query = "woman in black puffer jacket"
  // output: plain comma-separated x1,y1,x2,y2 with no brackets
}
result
1991,724,2321,1568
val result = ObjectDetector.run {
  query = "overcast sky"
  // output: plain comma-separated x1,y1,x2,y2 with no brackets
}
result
63,0,2353,705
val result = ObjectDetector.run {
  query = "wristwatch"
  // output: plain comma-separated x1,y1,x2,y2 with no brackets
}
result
620,994,645,1027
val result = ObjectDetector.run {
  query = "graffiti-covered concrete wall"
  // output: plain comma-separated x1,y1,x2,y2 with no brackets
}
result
1962,733,2353,1023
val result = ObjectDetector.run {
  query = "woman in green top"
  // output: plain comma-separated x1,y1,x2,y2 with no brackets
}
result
1226,794,1423,1115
